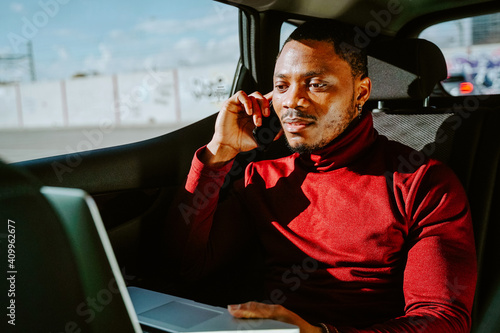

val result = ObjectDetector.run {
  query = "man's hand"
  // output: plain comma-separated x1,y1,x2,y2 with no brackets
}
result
202,91,272,167
228,302,322,333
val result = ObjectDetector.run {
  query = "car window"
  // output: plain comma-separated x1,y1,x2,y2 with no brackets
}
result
0,0,239,163
420,12,500,96
280,21,297,49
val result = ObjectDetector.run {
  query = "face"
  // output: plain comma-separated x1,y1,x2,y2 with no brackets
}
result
273,39,371,153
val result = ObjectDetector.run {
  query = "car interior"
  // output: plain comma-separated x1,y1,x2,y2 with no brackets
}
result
2,0,500,332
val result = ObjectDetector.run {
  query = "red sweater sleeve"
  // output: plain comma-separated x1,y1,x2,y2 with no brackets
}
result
337,162,477,333
174,146,253,279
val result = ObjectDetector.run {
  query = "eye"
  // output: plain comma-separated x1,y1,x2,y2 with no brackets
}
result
309,82,327,90
274,83,288,93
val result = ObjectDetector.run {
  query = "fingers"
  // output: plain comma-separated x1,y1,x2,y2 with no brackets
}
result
233,91,254,116
230,91,272,127
210,90,273,155
264,91,273,100
229,302,259,318
250,96,262,126
255,91,272,118
248,92,269,126
228,302,320,333
228,302,282,319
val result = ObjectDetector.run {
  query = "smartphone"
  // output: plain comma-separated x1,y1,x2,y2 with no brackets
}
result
252,101,281,149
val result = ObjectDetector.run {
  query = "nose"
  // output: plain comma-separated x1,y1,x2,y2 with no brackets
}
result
282,84,308,110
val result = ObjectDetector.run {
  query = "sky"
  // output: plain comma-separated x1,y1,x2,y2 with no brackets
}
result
0,0,240,82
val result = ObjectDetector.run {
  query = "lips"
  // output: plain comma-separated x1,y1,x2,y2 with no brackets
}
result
283,118,314,133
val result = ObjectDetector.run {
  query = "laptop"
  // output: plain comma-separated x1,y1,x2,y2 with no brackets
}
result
128,286,299,333
42,186,298,333
40,186,143,332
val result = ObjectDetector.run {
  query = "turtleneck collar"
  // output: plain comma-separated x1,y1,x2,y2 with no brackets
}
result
296,112,378,172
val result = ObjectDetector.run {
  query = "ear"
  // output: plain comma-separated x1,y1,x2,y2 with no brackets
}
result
355,76,371,106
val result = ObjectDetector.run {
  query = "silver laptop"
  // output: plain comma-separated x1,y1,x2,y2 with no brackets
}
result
128,286,299,333
40,186,143,332
42,186,297,333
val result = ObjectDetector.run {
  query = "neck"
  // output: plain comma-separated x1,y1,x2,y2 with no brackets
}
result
297,111,377,171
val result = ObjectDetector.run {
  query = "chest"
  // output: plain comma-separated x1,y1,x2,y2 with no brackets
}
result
247,170,408,268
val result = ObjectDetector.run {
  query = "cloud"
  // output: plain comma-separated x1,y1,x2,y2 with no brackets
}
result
135,19,180,35
10,2,24,13
52,28,77,37
54,45,69,60
164,33,239,67
172,37,204,66
109,29,125,39
128,6,239,70
174,37,201,51
134,7,237,36
7,2,240,81
83,43,112,74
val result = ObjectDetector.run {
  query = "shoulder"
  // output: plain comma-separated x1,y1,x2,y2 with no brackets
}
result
375,136,455,177
377,137,468,212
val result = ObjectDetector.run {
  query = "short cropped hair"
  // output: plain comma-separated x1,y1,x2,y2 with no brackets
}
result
281,20,368,79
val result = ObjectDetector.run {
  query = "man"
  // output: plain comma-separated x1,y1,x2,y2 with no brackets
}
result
171,20,476,332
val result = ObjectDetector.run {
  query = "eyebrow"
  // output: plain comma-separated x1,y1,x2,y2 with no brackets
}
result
274,70,327,79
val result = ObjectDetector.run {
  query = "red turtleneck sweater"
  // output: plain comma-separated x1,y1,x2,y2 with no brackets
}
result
177,112,476,332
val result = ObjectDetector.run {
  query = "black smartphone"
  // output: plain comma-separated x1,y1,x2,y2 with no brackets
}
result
252,101,281,149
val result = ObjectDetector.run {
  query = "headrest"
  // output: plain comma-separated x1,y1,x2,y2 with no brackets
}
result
367,38,447,100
